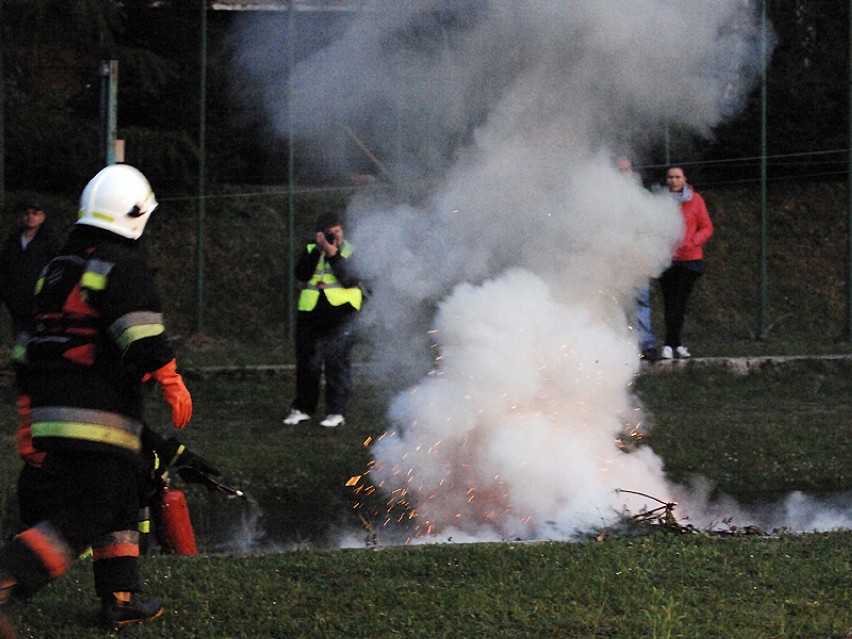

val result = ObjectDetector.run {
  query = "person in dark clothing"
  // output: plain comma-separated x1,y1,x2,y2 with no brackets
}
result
283,213,362,429
0,164,193,633
0,202,62,339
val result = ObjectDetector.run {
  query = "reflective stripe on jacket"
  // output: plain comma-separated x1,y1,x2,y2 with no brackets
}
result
31,406,145,454
108,311,165,351
29,255,104,367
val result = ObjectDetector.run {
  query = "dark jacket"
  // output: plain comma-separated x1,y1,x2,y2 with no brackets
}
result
25,226,176,459
0,224,62,331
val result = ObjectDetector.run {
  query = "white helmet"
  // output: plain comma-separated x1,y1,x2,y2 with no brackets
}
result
77,164,158,240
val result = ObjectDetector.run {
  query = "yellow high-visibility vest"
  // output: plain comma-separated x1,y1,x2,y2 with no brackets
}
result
298,241,362,312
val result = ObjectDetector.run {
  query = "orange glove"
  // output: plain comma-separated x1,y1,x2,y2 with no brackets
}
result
151,359,192,429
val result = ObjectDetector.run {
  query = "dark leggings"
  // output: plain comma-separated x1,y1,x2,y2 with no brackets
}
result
658,262,703,348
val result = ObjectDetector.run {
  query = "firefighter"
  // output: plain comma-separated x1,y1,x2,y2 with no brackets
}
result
0,164,192,631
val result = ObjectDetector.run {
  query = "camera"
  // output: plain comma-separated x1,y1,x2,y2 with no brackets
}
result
323,230,337,243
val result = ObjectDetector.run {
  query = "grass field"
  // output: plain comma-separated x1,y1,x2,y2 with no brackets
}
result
3,532,849,639
1,363,849,638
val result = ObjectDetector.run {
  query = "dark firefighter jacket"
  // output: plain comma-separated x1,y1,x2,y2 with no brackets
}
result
24,226,176,460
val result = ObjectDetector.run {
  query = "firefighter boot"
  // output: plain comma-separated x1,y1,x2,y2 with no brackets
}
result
99,592,163,629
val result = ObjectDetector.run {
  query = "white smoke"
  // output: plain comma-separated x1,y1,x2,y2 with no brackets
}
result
368,266,675,539
231,2,848,541
671,479,852,534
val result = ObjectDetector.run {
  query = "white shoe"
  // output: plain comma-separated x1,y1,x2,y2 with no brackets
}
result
660,345,673,359
283,409,310,425
676,346,691,359
320,414,345,428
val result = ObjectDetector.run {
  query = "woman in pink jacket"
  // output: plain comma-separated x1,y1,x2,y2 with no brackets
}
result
658,166,713,359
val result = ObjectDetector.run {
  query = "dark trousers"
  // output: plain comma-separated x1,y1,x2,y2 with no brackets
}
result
3,453,142,597
658,263,703,349
293,316,356,416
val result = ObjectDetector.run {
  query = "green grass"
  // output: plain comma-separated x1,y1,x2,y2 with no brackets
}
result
2,532,849,638
1,365,850,638
635,364,852,500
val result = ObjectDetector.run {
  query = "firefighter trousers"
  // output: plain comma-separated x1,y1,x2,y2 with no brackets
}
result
1,452,143,597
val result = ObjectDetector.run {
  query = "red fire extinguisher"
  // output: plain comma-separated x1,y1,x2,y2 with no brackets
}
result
159,485,198,555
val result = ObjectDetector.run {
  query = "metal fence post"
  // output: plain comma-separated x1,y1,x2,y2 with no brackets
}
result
0,0,5,206
196,0,208,334
287,0,296,340
757,0,768,340
847,0,852,341
99,60,119,165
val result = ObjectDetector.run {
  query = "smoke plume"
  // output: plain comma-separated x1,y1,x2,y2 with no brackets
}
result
231,2,849,541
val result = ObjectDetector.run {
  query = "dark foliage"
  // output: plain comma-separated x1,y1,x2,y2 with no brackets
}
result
2,1,850,194
677,0,850,188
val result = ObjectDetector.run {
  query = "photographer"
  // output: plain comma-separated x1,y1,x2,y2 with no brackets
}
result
283,213,362,428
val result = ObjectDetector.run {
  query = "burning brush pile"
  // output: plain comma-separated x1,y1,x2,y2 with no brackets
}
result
594,490,775,542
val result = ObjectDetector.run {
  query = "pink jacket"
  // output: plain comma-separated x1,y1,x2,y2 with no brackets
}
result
673,188,713,261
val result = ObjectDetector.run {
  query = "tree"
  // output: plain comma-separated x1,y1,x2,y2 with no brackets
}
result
1,0,202,193
692,0,849,187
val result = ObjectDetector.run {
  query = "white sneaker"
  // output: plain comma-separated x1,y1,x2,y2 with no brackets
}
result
320,414,345,428
283,409,310,425
676,346,691,359
660,345,673,359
